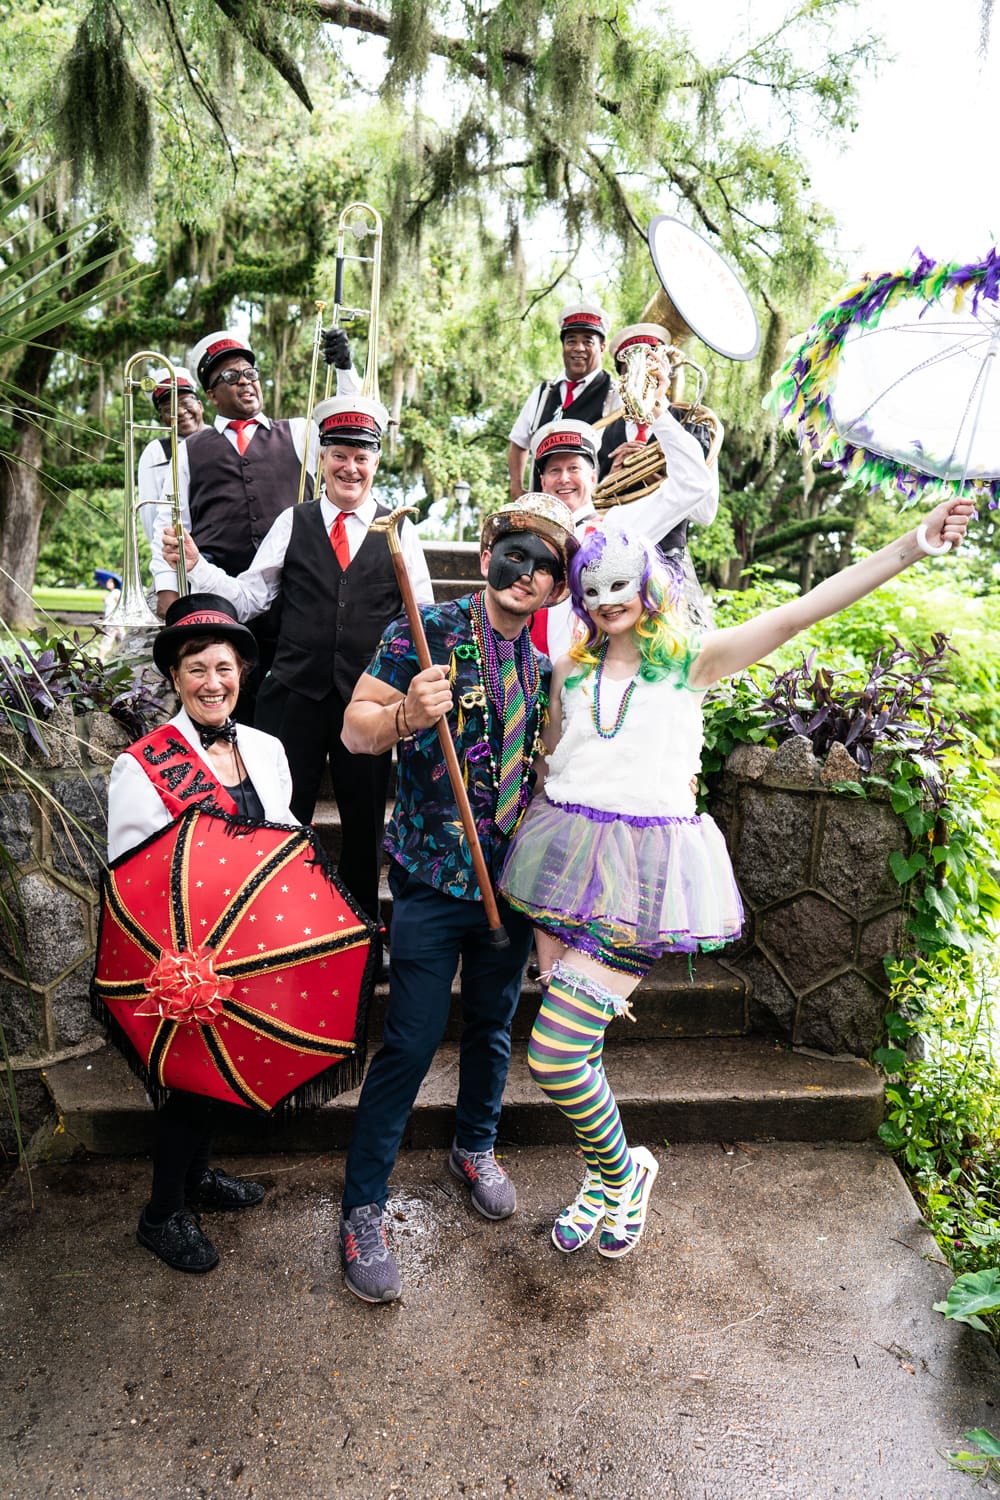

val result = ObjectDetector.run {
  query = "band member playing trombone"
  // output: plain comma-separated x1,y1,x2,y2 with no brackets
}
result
149,329,359,618
162,396,431,929
135,366,204,547
527,349,719,659
507,304,614,499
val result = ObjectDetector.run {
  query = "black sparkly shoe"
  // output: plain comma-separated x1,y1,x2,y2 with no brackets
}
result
187,1167,266,1211
136,1209,220,1273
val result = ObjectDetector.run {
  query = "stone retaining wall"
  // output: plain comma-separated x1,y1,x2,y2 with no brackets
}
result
711,735,909,1055
0,709,126,1145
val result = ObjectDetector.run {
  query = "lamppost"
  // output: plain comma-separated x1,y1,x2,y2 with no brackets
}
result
453,478,471,541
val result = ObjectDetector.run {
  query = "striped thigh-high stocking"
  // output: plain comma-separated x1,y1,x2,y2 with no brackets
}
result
527,962,633,1201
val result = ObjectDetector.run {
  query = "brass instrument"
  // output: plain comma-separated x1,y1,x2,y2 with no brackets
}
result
297,202,384,505
109,352,188,630
593,215,759,510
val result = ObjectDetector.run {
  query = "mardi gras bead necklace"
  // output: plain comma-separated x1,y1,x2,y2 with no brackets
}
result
459,592,548,799
591,640,638,739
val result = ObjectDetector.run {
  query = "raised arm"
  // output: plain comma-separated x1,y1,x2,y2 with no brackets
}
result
615,347,720,540
689,497,974,690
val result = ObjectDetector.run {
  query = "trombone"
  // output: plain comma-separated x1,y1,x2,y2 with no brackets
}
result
108,352,188,630
296,202,384,505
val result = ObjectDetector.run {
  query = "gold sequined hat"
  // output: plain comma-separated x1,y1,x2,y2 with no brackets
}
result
480,494,579,579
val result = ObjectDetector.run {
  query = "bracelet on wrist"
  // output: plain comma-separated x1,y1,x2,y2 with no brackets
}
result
394,699,415,742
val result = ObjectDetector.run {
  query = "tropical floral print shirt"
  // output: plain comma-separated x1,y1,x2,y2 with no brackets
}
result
368,594,550,902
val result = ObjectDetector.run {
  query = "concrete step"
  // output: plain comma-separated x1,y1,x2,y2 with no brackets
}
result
40,1037,882,1158
430,579,482,602
361,953,748,1043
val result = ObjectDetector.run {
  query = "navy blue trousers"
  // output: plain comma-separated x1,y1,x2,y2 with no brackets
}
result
342,861,532,1213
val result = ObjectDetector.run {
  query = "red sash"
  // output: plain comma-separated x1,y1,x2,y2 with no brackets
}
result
126,725,239,819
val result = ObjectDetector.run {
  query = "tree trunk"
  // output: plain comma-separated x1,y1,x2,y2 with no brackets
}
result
0,421,46,627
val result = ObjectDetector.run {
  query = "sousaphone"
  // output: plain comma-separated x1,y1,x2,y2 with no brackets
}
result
594,215,760,506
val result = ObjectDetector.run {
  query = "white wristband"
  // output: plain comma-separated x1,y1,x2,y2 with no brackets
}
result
915,522,951,556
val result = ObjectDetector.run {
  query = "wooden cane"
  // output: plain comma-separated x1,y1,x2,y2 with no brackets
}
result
372,509,510,949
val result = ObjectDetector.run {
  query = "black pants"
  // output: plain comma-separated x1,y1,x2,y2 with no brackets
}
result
255,676,391,922
148,1092,226,1218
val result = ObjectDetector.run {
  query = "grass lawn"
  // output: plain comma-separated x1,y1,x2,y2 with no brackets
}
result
31,587,107,615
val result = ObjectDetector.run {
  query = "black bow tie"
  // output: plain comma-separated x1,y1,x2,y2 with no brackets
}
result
191,716,238,749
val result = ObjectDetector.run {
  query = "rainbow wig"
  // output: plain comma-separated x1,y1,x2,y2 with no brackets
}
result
567,525,689,685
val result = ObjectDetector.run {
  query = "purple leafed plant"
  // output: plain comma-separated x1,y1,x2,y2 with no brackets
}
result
0,633,162,753
757,634,963,786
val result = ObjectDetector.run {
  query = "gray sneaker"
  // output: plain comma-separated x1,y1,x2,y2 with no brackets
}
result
448,1142,517,1220
339,1203,402,1304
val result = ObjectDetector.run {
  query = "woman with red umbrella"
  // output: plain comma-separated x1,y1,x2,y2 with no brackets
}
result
106,594,297,1274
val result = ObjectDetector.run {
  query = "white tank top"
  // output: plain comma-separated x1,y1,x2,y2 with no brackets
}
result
545,668,704,818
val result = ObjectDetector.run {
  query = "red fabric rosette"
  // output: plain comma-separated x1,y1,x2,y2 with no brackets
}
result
135,944,232,1026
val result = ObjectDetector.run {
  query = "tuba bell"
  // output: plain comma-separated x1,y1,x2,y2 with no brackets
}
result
593,216,760,509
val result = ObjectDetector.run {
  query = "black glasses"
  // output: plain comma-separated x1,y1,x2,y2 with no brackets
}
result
209,367,260,388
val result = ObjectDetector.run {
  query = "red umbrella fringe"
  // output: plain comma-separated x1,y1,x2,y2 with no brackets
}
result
91,809,378,1113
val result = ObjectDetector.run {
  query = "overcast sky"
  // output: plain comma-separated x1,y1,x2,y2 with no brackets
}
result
690,0,999,273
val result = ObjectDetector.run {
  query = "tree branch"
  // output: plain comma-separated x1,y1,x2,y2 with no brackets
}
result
210,0,314,111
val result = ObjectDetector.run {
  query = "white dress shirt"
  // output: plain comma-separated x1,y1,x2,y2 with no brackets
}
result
508,369,611,449
183,493,434,620
136,436,182,544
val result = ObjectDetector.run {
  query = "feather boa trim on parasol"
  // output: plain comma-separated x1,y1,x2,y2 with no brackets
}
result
767,248,1000,509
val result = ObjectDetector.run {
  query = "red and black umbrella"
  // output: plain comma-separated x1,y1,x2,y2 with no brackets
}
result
92,806,376,1111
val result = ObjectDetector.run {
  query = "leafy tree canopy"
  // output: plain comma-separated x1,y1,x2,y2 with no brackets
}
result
1,0,907,613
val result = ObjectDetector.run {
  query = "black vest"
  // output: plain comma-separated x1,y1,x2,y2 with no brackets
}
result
528,371,613,489
185,422,315,575
270,501,404,702
596,407,715,554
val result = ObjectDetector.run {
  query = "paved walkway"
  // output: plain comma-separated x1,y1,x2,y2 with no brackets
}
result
2,1143,998,1499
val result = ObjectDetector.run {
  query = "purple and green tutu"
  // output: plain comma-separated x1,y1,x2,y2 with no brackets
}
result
499,795,744,959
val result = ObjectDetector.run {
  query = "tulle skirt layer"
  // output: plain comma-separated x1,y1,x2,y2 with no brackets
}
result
499,796,744,958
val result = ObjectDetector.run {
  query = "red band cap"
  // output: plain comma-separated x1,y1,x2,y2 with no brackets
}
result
206,338,243,359
320,412,379,434
537,430,588,458
562,312,603,329
618,334,660,351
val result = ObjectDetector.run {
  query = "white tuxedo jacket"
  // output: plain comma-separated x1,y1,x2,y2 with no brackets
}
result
107,707,297,862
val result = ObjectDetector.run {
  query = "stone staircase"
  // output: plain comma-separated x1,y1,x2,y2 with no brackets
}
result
39,539,884,1157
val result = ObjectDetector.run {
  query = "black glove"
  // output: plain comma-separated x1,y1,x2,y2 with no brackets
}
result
322,327,352,370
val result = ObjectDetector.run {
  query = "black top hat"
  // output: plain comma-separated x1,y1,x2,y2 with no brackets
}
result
152,594,259,678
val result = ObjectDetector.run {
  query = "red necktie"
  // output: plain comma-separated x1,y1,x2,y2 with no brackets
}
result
329,511,351,570
227,419,254,455
635,423,649,442
563,380,578,410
